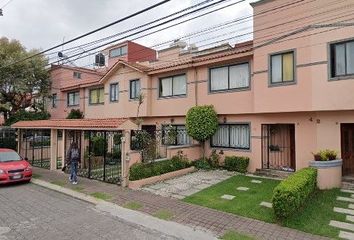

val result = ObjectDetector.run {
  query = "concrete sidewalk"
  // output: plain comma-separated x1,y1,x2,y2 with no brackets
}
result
32,167,328,240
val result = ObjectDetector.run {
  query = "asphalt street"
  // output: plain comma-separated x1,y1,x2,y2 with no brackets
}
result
0,183,180,240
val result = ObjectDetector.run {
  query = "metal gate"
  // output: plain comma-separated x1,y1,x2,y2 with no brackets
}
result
261,124,296,171
65,130,122,184
0,127,17,150
19,129,51,169
341,124,354,176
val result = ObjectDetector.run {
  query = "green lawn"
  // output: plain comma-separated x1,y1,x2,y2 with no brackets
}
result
183,175,349,239
221,231,255,240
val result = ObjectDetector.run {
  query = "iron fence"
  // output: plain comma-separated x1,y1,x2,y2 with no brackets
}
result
0,127,17,150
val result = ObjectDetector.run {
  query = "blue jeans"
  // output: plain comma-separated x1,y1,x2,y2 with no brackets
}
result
70,161,78,182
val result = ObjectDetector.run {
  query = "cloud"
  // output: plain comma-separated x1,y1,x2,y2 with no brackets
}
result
0,0,254,66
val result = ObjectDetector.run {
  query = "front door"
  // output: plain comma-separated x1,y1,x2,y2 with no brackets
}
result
341,124,354,176
261,124,296,171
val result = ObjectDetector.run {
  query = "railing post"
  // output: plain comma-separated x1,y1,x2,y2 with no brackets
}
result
121,129,131,187
61,129,66,169
50,129,58,170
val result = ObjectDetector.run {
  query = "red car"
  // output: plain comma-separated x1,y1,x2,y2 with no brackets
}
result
0,148,32,184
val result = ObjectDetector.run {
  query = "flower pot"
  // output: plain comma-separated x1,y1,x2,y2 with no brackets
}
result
309,159,342,190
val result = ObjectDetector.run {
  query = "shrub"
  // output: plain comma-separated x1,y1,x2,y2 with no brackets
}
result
6,109,50,126
91,135,107,156
186,105,218,156
224,156,250,173
272,167,317,219
209,150,220,168
312,149,338,161
66,109,84,119
193,157,212,170
129,157,191,181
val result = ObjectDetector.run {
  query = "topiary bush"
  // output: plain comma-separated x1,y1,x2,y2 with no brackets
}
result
129,157,191,181
272,167,317,219
224,156,250,173
186,105,218,156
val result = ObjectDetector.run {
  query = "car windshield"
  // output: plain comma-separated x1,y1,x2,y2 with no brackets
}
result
0,152,22,162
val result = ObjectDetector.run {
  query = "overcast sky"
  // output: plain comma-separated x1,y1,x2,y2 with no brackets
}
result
0,0,254,66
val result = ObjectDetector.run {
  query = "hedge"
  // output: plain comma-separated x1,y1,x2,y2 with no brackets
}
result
129,157,191,181
224,156,250,173
272,167,317,219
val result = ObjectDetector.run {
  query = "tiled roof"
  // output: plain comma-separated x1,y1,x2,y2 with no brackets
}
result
60,79,101,91
149,42,253,72
12,118,130,130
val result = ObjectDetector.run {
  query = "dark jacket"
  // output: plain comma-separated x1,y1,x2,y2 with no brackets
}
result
65,146,81,164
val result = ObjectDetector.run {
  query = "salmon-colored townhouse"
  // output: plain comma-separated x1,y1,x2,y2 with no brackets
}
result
14,0,354,182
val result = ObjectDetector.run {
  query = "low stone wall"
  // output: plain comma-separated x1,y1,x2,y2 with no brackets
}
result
309,159,342,189
128,166,196,190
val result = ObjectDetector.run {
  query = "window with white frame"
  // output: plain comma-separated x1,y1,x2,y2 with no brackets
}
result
109,45,128,58
130,79,140,99
210,63,249,91
110,83,119,102
211,124,250,149
330,40,354,78
67,91,79,106
159,74,187,97
162,125,192,145
270,51,295,84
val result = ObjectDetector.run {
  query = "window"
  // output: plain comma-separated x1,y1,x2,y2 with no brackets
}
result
162,125,192,145
130,79,140,99
211,124,250,150
210,63,250,91
52,93,57,108
67,92,79,106
270,51,295,84
160,74,187,97
109,45,128,58
73,71,81,79
330,40,354,78
89,88,104,104
110,83,119,102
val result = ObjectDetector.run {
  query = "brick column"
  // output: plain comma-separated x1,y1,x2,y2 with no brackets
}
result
61,129,66,168
50,129,58,170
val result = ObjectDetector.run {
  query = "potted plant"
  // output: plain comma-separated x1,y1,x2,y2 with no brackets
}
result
309,149,342,190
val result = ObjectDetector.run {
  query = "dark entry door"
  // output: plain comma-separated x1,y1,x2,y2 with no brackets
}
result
341,124,354,176
261,124,296,171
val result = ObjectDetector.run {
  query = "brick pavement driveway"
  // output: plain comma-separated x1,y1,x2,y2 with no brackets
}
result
0,183,179,240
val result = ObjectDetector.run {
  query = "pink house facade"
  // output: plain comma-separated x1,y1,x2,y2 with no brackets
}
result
29,0,354,177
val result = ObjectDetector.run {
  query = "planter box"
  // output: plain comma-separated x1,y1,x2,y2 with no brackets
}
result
128,166,196,190
309,159,342,190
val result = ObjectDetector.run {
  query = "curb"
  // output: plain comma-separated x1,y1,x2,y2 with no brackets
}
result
31,179,218,240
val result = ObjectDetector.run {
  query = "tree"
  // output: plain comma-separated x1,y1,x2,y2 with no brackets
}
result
186,105,218,157
66,109,84,119
0,37,50,121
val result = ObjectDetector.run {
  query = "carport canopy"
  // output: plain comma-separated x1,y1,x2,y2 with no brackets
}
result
11,118,138,130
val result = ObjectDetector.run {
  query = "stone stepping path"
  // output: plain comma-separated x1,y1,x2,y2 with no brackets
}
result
337,196,354,203
221,194,235,200
342,189,354,194
347,215,354,223
260,201,272,208
349,204,354,210
251,179,262,184
339,230,354,240
333,207,354,215
236,187,249,191
330,220,354,232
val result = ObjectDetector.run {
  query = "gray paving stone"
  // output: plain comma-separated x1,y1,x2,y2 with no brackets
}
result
194,183,212,190
339,230,354,240
337,196,354,203
329,220,354,231
179,188,201,196
342,189,354,194
349,204,354,209
221,194,235,200
260,201,272,208
236,187,249,191
334,207,354,215
347,215,354,222
251,180,262,184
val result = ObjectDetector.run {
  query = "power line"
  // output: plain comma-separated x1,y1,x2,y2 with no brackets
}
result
0,0,14,8
3,0,171,67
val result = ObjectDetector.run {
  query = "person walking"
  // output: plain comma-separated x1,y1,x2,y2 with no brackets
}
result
65,142,80,185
